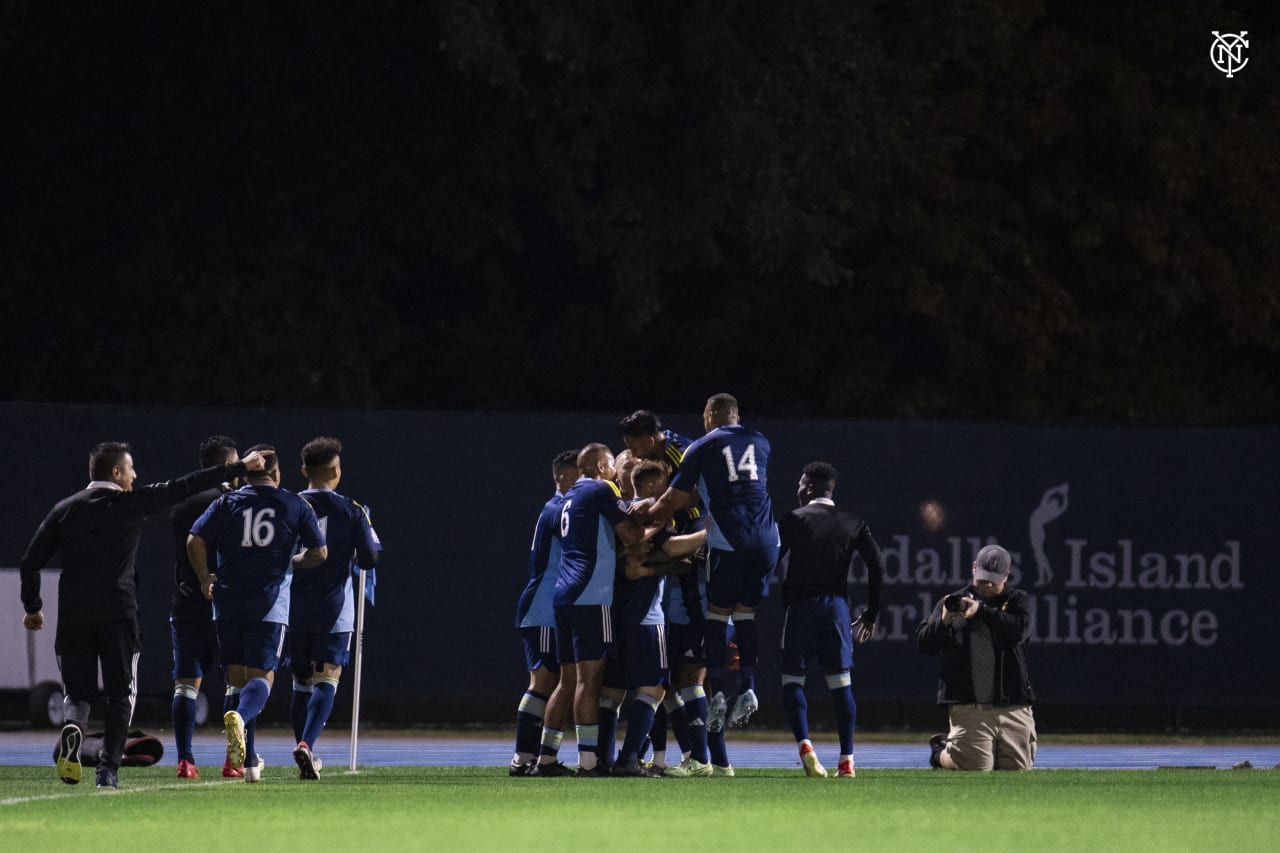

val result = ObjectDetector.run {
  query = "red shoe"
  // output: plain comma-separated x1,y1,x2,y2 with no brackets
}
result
222,757,244,778
837,759,856,778
176,759,200,779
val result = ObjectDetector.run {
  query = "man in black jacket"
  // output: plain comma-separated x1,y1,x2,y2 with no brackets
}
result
915,544,1036,771
19,441,269,789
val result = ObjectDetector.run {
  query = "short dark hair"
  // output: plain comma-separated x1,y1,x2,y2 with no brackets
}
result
577,443,612,473
707,393,739,418
302,436,343,469
198,435,238,468
631,460,670,491
89,442,131,481
802,461,838,485
618,410,662,438
553,449,579,470
244,443,279,474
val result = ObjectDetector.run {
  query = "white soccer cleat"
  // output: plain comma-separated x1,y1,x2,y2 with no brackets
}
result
663,757,713,778
707,691,728,733
244,756,265,783
800,742,828,778
711,763,735,777
729,689,759,727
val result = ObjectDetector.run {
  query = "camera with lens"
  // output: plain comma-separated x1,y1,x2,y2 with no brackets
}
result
943,594,968,612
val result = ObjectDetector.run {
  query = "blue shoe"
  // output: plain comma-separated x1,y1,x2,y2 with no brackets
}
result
95,766,118,790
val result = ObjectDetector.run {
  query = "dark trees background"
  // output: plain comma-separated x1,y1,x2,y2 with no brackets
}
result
2,1,1276,423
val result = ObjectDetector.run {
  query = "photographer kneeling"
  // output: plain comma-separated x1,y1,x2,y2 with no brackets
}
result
915,545,1036,771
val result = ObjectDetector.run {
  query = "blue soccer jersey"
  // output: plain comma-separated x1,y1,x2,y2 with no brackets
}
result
670,424,777,551
292,488,380,634
516,493,565,628
554,478,631,607
190,484,325,624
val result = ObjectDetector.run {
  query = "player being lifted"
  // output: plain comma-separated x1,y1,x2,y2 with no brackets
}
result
632,394,779,734
290,437,381,780
188,445,326,782
512,449,578,776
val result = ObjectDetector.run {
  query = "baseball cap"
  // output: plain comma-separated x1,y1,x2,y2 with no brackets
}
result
973,544,1011,582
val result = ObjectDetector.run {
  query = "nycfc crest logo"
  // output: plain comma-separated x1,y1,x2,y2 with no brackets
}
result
1210,31,1249,78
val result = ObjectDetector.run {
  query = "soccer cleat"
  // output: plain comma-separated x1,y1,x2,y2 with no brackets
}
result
837,759,856,778
529,761,574,777
95,766,119,790
56,723,83,785
707,691,728,733
663,757,713,778
929,733,947,769
575,763,611,778
176,759,200,779
223,710,246,771
312,754,323,773
612,759,661,778
294,742,320,780
800,742,828,778
711,763,735,777
729,689,760,727
244,755,265,783
508,760,534,777
222,757,244,778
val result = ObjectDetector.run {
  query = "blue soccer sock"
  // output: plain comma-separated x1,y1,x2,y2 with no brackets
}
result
537,727,564,763
650,703,668,756
664,694,691,756
708,725,729,768
828,673,857,756
223,685,241,715
302,678,337,748
576,724,599,770
734,613,758,693
619,693,660,764
172,684,198,762
678,686,710,764
235,677,271,724
514,690,548,762
245,719,258,768
597,698,619,766
291,682,313,744
782,676,809,743
705,613,731,695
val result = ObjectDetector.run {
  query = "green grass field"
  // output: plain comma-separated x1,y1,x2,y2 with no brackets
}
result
3,765,1278,852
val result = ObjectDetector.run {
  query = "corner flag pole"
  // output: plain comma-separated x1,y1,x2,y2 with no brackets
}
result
348,568,367,772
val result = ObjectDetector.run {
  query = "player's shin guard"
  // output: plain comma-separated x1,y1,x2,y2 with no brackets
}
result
172,684,199,761
619,693,660,764
678,686,710,764
302,678,337,748
515,690,548,762
782,675,809,743
291,682,313,744
223,685,241,714
576,724,599,770
704,612,731,695
537,726,564,764
665,694,691,755
733,612,757,692
827,672,856,756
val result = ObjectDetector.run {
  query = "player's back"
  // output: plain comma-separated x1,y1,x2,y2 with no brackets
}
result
779,502,864,603
516,493,565,628
676,424,775,551
293,488,379,633
193,484,321,623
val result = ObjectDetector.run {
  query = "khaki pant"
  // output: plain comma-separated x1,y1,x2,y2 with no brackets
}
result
944,703,1036,771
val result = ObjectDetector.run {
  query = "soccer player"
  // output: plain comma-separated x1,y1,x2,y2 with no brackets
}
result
188,444,326,783
552,443,646,775
169,435,240,779
20,442,269,789
632,393,779,733
290,437,381,780
618,409,696,476
512,449,578,776
776,462,884,779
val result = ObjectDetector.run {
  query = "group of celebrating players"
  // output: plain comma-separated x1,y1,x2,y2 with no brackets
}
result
511,393,885,779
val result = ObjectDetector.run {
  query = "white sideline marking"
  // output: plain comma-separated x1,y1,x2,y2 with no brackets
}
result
1,778,229,806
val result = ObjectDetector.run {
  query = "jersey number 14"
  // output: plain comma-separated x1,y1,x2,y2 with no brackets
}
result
721,444,759,482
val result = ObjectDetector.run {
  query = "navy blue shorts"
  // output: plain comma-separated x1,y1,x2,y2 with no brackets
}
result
625,623,668,688
781,596,853,674
554,604,614,664
288,631,352,681
216,619,287,671
170,619,219,680
666,621,706,668
519,625,560,673
706,543,780,609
